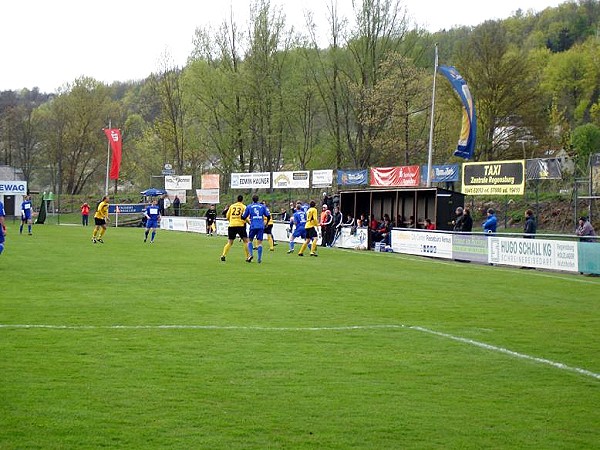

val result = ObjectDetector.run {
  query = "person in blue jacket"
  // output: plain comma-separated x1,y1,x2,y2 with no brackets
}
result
482,208,497,234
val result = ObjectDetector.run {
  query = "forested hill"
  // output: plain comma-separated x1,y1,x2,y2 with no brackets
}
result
0,0,599,197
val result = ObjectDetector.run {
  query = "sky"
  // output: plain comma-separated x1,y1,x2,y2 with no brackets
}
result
0,0,565,93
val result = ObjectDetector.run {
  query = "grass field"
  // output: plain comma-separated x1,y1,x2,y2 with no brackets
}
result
1,223,599,449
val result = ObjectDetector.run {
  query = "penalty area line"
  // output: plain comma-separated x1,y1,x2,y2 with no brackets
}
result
1,323,598,380
410,325,600,381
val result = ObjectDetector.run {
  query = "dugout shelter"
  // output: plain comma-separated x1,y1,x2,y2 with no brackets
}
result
338,187,465,231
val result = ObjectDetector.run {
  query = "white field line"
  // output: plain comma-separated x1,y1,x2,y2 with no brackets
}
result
1,323,598,381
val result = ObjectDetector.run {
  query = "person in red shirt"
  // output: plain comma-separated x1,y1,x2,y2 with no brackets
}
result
320,204,333,247
425,218,436,230
81,202,90,226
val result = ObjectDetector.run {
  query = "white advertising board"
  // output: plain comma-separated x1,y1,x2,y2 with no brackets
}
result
164,175,192,190
488,237,578,272
231,172,271,189
391,230,453,259
272,171,310,189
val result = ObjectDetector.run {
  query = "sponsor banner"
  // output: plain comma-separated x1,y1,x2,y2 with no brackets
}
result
186,218,206,233
312,170,334,188
438,65,476,160
196,188,220,204
216,219,229,236
231,172,271,189
370,166,420,187
103,128,122,180
160,216,188,232
338,169,368,186
488,237,578,271
421,164,460,184
462,160,525,195
452,234,488,263
334,226,369,250
202,174,220,189
109,203,145,214
0,180,27,194
391,229,453,259
272,171,310,189
165,175,192,190
526,158,562,180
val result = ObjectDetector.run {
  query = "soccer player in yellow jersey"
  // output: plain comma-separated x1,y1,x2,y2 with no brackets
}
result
220,195,250,262
298,200,319,257
261,201,276,251
92,195,110,243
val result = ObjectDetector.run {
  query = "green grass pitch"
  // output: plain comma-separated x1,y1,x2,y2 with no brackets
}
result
1,223,599,449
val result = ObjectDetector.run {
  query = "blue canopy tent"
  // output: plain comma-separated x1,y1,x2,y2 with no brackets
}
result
140,188,167,197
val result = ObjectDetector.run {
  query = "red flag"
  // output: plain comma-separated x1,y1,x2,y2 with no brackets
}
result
103,128,122,180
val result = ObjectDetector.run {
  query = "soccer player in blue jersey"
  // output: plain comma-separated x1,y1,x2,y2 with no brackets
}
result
20,195,33,235
144,199,161,243
288,203,307,254
0,199,6,255
241,194,270,263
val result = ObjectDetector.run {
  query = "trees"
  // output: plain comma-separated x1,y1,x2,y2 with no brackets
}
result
571,123,600,175
343,0,410,168
1,0,599,197
455,21,545,161
150,55,187,175
35,78,119,195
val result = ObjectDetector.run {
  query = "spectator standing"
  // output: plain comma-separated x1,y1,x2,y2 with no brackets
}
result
331,206,343,245
163,195,171,215
462,207,473,232
452,207,464,231
173,195,181,216
205,204,217,236
322,192,334,211
320,204,333,247
158,195,165,216
576,216,596,242
482,208,497,234
523,209,537,238
81,202,90,226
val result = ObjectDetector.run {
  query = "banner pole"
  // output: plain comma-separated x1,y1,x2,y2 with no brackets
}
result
105,119,111,195
426,44,438,188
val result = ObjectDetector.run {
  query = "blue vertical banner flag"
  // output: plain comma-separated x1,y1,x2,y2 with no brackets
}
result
438,65,476,160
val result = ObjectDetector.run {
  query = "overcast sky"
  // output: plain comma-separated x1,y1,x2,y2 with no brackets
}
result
0,0,565,93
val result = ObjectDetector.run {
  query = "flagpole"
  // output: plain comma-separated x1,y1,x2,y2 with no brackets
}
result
105,119,111,195
426,43,438,188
